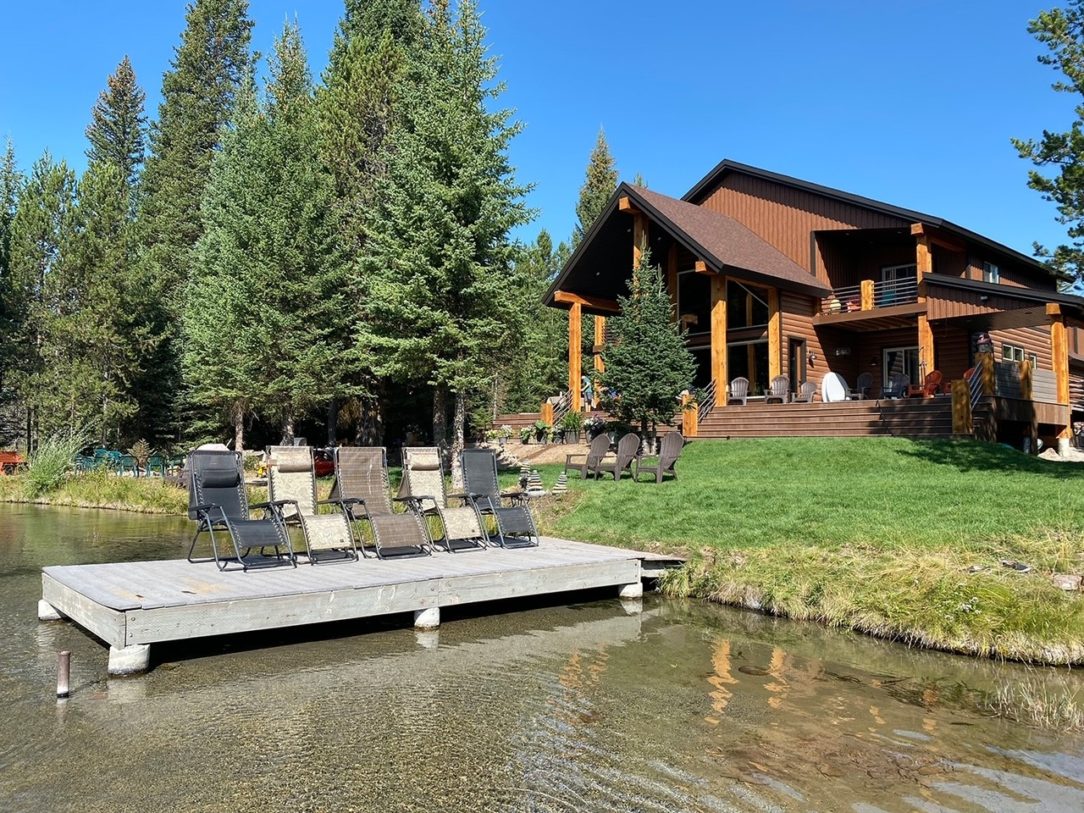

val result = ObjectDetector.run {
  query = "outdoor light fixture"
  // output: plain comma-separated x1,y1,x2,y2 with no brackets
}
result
834,346,852,357
870,356,879,367
807,352,817,367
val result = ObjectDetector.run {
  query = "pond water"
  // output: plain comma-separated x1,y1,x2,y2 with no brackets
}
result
2,504,1084,812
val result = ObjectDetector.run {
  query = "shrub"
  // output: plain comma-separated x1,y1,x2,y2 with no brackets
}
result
560,411,583,432
26,431,88,498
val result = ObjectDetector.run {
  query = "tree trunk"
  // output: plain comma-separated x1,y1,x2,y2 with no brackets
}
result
432,386,447,446
450,391,466,490
351,393,384,446
326,399,338,446
282,412,295,445
232,402,245,451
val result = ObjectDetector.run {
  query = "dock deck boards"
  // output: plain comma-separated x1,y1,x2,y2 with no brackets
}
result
40,538,665,669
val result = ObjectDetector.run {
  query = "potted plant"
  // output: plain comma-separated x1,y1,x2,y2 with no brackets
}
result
533,419,552,443
560,410,584,443
584,415,606,439
519,427,532,445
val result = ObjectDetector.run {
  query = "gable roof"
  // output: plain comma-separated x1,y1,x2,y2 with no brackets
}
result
683,159,1063,280
544,183,831,308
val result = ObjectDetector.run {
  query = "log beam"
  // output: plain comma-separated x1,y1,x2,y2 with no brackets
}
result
632,213,647,269
618,195,640,215
553,290,620,313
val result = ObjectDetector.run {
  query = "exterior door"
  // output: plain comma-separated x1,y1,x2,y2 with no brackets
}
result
883,346,920,387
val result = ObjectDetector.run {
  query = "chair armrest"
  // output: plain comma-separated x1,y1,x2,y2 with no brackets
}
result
251,499,295,510
564,454,586,464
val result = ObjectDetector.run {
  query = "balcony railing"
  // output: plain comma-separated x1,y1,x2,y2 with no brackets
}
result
820,278,919,316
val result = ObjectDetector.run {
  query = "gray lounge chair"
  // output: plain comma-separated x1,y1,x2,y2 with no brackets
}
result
728,377,749,406
267,445,358,563
634,431,684,483
461,448,539,548
564,433,611,479
593,432,641,480
330,447,432,558
765,375,790,404
186,449,295,571
794,381,816,403
400,446,487,553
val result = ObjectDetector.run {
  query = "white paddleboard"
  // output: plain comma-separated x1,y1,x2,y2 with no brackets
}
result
821,372,848,403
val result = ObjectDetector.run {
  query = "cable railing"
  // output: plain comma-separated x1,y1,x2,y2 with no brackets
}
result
819,284,862,315
698,379,717,423
873,277,918,308
820,278,919,315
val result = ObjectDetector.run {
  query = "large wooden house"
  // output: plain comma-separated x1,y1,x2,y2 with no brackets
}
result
539,160,1084,448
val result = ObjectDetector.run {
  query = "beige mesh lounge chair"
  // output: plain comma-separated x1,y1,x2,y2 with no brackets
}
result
728,377,749,406
765,375,790,404
267,446,358,563
593,432,641,480
564,433,610,479
634,431,684,483
399,446,487,553
794,381,816,403
330,447,432,559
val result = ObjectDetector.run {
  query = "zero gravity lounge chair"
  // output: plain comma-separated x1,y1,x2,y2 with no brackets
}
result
399,446,488,552
330,447,432,559
266,445,359,563
187,449,296,571
461,448,540,548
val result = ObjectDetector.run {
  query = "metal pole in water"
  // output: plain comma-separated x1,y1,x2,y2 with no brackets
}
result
56,650,71,699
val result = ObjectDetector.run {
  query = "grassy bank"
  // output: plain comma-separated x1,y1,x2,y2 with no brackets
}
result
0,470,188,514
533,438,1084,666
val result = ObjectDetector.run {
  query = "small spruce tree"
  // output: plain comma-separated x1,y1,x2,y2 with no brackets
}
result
600,243,695,440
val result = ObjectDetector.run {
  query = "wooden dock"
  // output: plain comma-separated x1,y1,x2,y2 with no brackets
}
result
38,537,676,675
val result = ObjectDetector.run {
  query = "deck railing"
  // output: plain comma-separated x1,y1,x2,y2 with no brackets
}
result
820,277,919,315
697,379,717,423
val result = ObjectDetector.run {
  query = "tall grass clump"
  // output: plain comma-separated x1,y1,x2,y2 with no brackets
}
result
25,431,87,498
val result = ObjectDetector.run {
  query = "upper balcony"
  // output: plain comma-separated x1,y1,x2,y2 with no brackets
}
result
813,276,926,330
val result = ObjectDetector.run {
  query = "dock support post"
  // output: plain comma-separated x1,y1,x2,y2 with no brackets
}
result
617,582,643,599
38,600,62,622
108,644,150,676
413,607,440,630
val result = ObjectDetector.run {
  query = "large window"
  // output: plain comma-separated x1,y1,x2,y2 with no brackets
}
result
883,346,920,387
727,281,769,329
728,340,769,395
676,270,711,335
983,261,1000,284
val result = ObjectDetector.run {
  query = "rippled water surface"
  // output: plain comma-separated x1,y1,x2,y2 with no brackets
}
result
2,503,1084,812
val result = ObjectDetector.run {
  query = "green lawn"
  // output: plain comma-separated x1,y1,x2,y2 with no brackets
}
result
538,438,1084,552
531,438,1084,668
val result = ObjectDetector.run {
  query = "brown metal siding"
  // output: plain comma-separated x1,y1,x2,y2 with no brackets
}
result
924,283,1046,320
933,323,971,381
701,174,908,280
965,254,1056,291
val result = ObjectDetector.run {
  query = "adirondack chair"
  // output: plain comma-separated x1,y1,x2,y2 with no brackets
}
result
634,432,685,483
854,372,874,400
267,445,359,563
765,375,790,404
593,432,641,480
186,449,296,571
794,381,817,403
909,370,943,398
728,377,749,406
564,433,610,479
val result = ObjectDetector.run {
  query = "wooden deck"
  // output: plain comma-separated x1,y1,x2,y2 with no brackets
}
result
39,538,670,675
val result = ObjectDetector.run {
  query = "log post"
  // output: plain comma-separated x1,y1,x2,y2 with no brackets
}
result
711,276,727,407
951,379,972,435
916,233,935,379
768,287,781,379
681,394,699,438
1050,304,1072,450
979,351,996,396
860,279,874,311
593,315,606,373
568,302,582,413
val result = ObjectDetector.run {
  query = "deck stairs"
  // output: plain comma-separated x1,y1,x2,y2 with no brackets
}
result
696,397,954,439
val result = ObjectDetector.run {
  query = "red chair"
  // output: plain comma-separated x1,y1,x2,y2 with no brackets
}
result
909,370,943,398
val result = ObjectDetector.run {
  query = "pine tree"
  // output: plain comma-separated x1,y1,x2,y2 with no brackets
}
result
85,56,146,191
574,129,618,245
134,0,252,444
358,0,531,485
0,141,23,440
6,153,78,446
186,22,354,447
600,244,695,439
27,161,144,442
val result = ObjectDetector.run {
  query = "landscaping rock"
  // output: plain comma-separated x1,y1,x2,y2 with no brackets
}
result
1051,574,1082,591
1000,559,1032,573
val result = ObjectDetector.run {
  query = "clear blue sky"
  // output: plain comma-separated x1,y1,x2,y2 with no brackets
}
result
0,1,1074,257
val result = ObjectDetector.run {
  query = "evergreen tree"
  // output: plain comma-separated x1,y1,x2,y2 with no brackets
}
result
573,129,618,245
0,141,23,440
357,0,531,485
27,161,144,442
6,153,78,447
136,0,253,442
85,55,147,191
1013,0,1084,288
600,244,695,439
186,23,354,447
